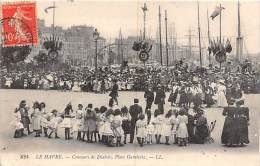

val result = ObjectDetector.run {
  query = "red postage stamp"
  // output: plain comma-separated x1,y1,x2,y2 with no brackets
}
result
1,2,38,47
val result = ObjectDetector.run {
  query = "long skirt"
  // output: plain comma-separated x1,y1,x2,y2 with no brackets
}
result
221,117,235,144
216,92,228,107
237,117,249,144
193,125,209,144
221,117,249,145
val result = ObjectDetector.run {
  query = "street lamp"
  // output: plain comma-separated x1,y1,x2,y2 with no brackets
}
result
93,28,100,72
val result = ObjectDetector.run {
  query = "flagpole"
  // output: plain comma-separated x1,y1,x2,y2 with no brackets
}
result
207,8,211,65
219,3,222,44
159,6,163,66
52,1,55,39
197,1,202,68
165,10,169,67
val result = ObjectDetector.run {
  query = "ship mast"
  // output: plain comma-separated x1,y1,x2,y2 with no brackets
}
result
236,0,243,62
197,1,202,68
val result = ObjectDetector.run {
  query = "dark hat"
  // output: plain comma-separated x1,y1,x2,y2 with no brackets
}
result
236,100,244,106
87,104,93,108
51,109,58,113
134,98,139,103
229,98,236,105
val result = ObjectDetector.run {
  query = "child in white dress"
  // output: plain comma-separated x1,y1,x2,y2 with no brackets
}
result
98,106,107,143
171,109,179,144
31,102,42,137
136,114,147,147
161,110,174,145
11,108,24,138
176,108,188,146
94,107,101,142
73,104,84,140
153,109,163,144
39,102,48,137
48,110,62,139
146,117,154,144
111,109,124,147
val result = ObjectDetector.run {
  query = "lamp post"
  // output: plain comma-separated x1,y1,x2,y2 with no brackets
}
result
93,28,100,72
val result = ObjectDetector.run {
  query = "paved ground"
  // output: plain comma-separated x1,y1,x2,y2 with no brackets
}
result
0,89,259,166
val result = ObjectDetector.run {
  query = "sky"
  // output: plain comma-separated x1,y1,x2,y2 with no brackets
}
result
33,0,260,54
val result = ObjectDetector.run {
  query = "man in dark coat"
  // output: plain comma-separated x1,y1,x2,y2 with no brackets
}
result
109,79,119,105
154,85,166,114
129,99,143,143
144,86,154,110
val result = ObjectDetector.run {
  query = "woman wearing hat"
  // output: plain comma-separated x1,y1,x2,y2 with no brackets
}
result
215,80,228,107
221,99,249,147
193,109,209,144
235,100,249,146
109,79,119,105
154,84,166,114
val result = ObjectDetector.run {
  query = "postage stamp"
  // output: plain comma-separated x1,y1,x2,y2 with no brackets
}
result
1,2,38,47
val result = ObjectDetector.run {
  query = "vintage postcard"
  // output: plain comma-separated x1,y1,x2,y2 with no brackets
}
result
0,0,259,166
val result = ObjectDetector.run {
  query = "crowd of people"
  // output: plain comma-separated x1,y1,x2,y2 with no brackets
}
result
1,62,259,93
11,73,250,147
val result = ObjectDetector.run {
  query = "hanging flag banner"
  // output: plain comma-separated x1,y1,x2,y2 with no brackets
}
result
44,6,56,13
210,6,225,20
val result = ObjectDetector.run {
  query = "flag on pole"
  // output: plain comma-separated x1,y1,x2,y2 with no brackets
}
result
210,6,225,20
44,6,56,13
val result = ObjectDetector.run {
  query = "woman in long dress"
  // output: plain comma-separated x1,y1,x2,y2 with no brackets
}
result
221,100,249,147
215,80,228,107
193,109,209,144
